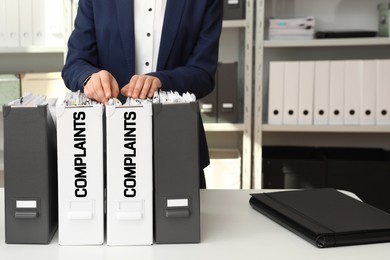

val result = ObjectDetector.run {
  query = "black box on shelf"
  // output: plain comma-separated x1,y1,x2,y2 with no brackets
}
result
199,85,217,123
319,147,390,214
262,146,327,189
216,62,239,123
223,0,246,20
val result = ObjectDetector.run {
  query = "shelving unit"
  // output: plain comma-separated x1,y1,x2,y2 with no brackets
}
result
0,48,65,74
205,0,253,189
253,0,390,188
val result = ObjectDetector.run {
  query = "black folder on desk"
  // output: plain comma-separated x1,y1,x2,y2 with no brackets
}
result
3,104,58,244
153,102,200,244
249,188,390,248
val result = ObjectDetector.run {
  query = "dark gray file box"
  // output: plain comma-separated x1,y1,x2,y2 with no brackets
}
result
223,0,246,20
3,104,58,244
153,102,200,244
199,85,217,123
217,62,238,123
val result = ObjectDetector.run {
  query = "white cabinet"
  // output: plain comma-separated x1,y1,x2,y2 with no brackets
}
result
254,0,390,188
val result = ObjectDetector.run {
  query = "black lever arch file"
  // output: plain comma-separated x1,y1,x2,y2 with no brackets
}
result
249,188,390,248
153,102,200,244
3,104,58,244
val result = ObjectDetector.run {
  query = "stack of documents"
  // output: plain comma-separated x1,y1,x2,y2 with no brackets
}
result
267,59,390,126
268,16,315,40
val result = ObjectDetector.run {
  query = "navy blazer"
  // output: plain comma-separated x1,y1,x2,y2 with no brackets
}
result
62,0,222,99
62,0,223,170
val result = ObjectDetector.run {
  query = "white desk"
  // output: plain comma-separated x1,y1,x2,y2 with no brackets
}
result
1,188,390,260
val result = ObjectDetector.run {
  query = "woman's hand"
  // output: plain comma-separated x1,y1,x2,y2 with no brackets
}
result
121,74,162,99
83,70,120,103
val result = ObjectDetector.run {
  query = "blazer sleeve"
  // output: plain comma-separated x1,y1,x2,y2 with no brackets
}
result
61,0,101,92
149,0,223,99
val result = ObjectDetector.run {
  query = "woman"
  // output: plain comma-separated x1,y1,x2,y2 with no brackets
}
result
62,0,223,188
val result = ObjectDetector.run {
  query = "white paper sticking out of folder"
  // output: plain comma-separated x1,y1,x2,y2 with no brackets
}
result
154,90,196,104
59,90,99,106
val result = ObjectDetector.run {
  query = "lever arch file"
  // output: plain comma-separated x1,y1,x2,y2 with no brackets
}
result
105,103,153,246
250,188,390,248
376,60,390,125
223,0,245,20
328,60,345,125
3,101,58,244
56,101,104,245
268,62,284,125
217,62,238,123
344,60,361,125
19,0,33,47
153,102,200,244
282,61,299,125
360,60,376,125
313,61,330,125
297,61,314,125
200,87,217,123
32,0,46,46
5,0,19,47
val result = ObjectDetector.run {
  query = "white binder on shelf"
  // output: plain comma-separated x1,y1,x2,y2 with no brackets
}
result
105,102,153,246
268,61,284,125
297,61,314,125
282,61,299,125
313,61,330,125
56,99,104,245
376,59,390,125
18,0,33,47
344,60,361,125
5,0,19,47
360,60,376,125
32,0,46,45
0,0,6,47
328,60,345,125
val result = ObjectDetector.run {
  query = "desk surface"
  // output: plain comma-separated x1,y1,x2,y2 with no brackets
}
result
1,188,390,260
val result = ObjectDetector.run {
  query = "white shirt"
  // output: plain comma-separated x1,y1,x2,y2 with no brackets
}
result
134,0,167,75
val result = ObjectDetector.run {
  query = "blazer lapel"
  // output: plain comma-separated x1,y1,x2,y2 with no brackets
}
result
157,0,187,70
116,0,135,74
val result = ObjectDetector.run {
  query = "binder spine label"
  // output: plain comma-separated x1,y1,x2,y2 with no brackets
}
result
73,111,88,198
124,111,137,198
